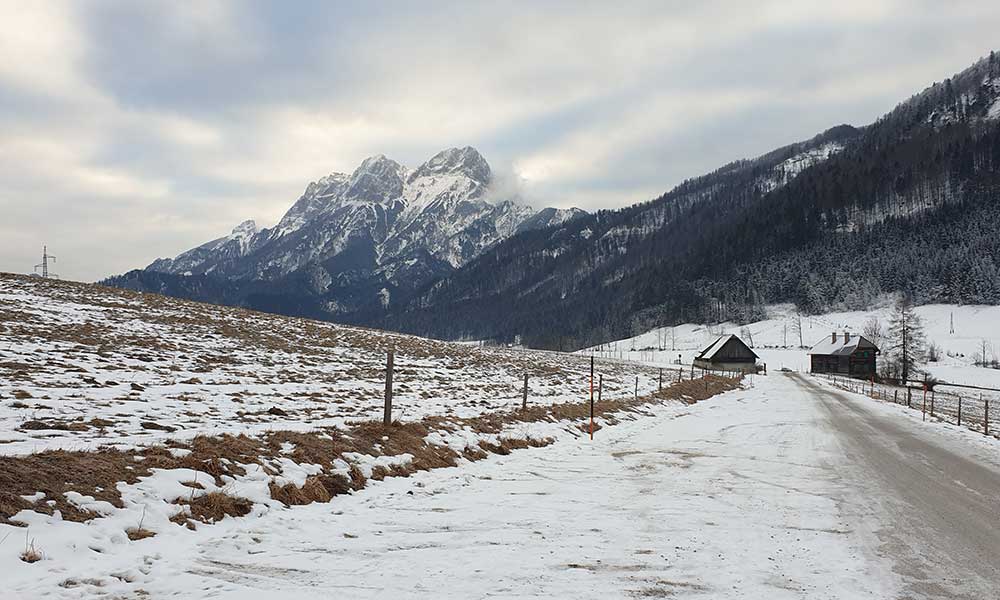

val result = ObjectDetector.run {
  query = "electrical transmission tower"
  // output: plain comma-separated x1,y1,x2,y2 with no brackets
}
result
34,246,58,279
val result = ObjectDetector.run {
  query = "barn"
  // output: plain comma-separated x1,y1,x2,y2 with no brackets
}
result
693,334,759,373
808,332,879,378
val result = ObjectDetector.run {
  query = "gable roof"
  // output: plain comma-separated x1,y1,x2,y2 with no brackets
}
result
808,333,879,356
695,334,759,361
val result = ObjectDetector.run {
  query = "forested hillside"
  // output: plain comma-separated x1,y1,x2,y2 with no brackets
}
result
388,53,1000,349
106,52,1000,351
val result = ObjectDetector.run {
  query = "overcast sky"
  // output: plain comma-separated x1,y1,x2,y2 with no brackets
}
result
2,1,999,281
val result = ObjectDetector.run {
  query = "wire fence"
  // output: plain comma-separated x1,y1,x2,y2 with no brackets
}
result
815,373,1000,439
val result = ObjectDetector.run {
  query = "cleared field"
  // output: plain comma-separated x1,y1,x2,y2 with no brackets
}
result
0,273,675,456
0,272,739,585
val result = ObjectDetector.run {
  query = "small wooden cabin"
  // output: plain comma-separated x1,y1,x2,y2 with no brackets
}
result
693,334,758,373
808,332,879,378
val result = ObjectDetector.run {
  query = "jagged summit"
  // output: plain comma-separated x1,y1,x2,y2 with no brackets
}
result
344,155,406,203
134,146,584,317
231,219,258,237
411,146,491,184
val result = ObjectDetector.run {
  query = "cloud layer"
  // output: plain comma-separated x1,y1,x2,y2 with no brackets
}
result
2,1,998,281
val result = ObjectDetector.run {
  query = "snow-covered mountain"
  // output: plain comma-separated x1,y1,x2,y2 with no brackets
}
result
131,147,584,317
115,52,1000,348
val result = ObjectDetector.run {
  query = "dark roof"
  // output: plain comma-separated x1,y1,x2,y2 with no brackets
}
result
695,334,759,361
808,334,879,356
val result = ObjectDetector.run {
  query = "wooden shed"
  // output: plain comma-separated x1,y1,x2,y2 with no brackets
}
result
693,334,758,373
808,332,879,378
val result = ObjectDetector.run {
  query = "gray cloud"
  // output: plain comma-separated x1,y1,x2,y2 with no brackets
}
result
1,0,998,281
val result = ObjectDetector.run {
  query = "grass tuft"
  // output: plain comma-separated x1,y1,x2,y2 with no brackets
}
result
125,527,156,541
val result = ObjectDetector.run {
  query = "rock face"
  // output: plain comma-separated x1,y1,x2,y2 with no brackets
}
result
129,147,584,319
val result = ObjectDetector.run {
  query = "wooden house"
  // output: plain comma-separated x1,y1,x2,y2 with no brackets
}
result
693,334,759,373
808,332,879,378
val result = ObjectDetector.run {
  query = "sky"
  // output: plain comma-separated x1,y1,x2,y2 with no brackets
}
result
1,1,999,282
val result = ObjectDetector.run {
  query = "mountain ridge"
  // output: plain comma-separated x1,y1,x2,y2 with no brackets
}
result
113,147,585,320
109,51,1000,350
383,51,1000,349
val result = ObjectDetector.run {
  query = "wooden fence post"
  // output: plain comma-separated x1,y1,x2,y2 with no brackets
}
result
957,396,962,427
985,394,990,436
383,346,394,426
922,384,927,421
658,368,662,391
907,387,911,408
589,356,594,440
634,375,638,400
598,374,603,403
930,390,935,417
894,389,898,404
522,373,528,410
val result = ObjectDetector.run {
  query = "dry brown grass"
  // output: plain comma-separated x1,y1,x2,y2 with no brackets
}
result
178,491,253,523
0,345,741,528
19,419,90,432
125,527,156,541
20,535,42,563
269,476,333,506
0,449,141,524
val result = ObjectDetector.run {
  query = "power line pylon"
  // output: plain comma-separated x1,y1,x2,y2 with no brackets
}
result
34,246,58,279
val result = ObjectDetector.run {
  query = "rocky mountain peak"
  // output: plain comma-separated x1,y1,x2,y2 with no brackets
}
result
305,172,348,197
411,146,491,185
344,154,406,203
230,219,258,239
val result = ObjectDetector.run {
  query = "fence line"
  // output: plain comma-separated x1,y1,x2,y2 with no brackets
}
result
380,350,741,425
815,373,999,439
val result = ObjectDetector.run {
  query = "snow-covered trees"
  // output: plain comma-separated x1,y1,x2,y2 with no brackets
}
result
886,298,926,382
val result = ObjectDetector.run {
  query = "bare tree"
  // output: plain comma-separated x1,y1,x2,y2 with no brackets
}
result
976,339,993,367
740,326,754,347
862,316,885,350
887,298,925,382
927,342,941,362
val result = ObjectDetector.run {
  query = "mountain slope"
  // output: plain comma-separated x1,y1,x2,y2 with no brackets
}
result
111,52,1000,350
109,147,584,320
387,52,1000,349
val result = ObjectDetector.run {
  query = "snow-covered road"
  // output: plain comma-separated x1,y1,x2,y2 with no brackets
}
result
13,373,1000,598
799,374,1000,599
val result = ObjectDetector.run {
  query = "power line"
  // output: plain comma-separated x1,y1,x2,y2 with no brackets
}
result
33,246,58,279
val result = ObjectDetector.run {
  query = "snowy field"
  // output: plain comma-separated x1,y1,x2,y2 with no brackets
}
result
0,273,674,457
1,375,864,599
3,275,1000,598
586,302,1000,388
6,373,1000,598
1,272,736,597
